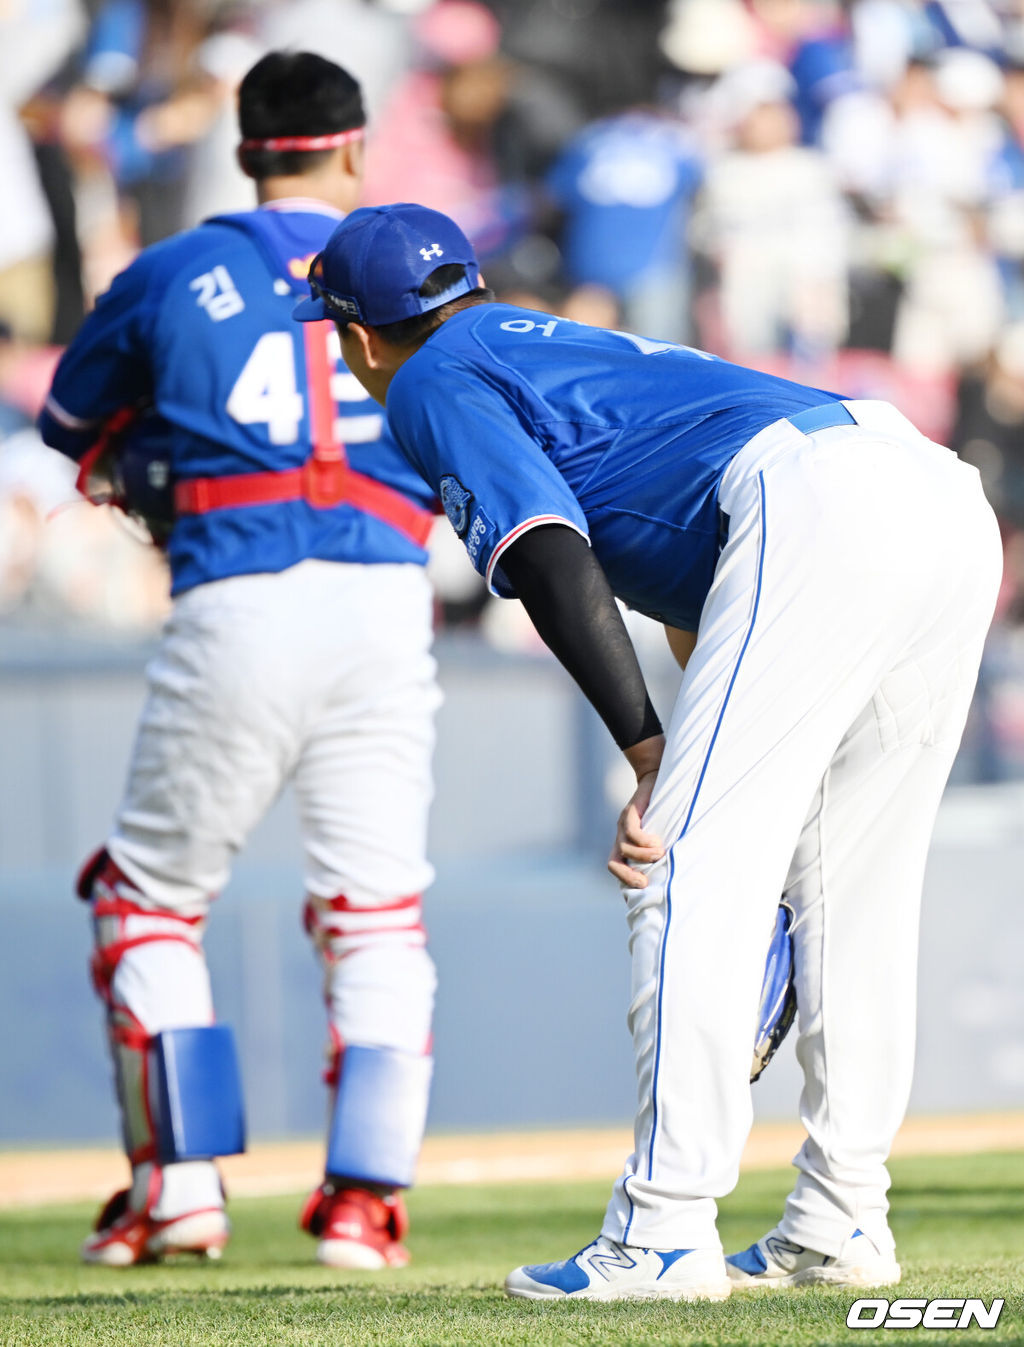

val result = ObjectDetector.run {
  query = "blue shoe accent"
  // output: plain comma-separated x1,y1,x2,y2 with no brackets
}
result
521,1251,592,1294
852,1228,864,1238
656,1248,695,1278
726,1243,768,1275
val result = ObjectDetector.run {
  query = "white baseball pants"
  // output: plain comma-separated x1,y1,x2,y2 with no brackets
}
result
95,560,440,1209
603,401,1002,1255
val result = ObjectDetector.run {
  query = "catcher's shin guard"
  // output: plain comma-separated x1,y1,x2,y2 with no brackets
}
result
151,1027,246,1162
325,1044,433,1188
80,850,243,1166
305,891,435,1186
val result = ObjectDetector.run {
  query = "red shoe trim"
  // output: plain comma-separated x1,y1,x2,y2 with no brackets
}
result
149,1205,227,1235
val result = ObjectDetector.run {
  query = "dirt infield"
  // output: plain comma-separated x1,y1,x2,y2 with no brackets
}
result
2,1113,1022,1210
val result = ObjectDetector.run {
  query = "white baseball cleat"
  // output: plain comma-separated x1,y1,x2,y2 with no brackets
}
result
726,1226,901,1290
505,1235,732,1302
80,1189,230,1265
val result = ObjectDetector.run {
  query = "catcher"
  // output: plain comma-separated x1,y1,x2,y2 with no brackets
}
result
39,53,441,1269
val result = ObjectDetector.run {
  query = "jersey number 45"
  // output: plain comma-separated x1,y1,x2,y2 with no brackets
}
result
225,330,378,446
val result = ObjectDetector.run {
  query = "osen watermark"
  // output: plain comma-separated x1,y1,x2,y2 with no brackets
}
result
847,1298,1005,1330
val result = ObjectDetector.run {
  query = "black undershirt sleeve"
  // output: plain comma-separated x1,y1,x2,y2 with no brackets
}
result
496,524,662,751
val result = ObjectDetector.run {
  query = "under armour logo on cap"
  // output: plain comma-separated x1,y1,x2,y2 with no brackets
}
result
292,203,480,327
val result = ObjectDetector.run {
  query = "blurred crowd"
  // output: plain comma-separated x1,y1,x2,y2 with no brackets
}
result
3,0,1024,772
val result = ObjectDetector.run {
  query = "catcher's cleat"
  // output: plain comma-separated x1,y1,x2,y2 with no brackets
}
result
504,1235,732,1302
299,1183,411,1269
726,1226,901,1290
80,1188,230,1266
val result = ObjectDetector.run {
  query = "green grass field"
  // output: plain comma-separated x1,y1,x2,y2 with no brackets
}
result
0,1152,1022,1347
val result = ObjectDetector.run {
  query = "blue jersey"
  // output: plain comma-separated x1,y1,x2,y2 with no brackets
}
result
385,305,839,630
40,202,435,595
546,113,702,292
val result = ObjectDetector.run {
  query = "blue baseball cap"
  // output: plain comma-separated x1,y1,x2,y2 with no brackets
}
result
293,202,480,326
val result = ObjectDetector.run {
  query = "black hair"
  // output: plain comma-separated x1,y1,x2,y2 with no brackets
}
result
238,51,364,180
372,263,494,347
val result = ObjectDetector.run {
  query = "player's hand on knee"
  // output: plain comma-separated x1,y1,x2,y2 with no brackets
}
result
608,770,665,889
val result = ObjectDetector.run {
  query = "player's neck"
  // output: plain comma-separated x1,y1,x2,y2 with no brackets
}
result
256,174,361,216
338,323,420,405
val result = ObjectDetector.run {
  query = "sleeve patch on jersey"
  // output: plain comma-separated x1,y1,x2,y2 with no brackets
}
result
465,505,495,565
439,474,474,538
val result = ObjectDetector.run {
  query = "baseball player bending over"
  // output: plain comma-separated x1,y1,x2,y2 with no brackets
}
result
39,58,441,1269
295,203,1002,1302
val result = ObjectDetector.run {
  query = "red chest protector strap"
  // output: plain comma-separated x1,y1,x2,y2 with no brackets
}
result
174,323,433,548
74,406,140,503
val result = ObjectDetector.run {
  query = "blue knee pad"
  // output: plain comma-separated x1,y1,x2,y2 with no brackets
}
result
326,1045,432,1188
150,1025,246,1162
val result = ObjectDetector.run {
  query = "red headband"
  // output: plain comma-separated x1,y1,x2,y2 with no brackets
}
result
239,128,364,152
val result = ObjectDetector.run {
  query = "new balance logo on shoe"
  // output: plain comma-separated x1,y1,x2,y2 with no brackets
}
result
764,1234,810,1264
505,1235,732,1302
587,1243,638,1280
727,1226,901,1290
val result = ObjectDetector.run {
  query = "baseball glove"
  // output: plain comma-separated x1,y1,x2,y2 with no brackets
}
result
75,404,175,547
750,899,797,1083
